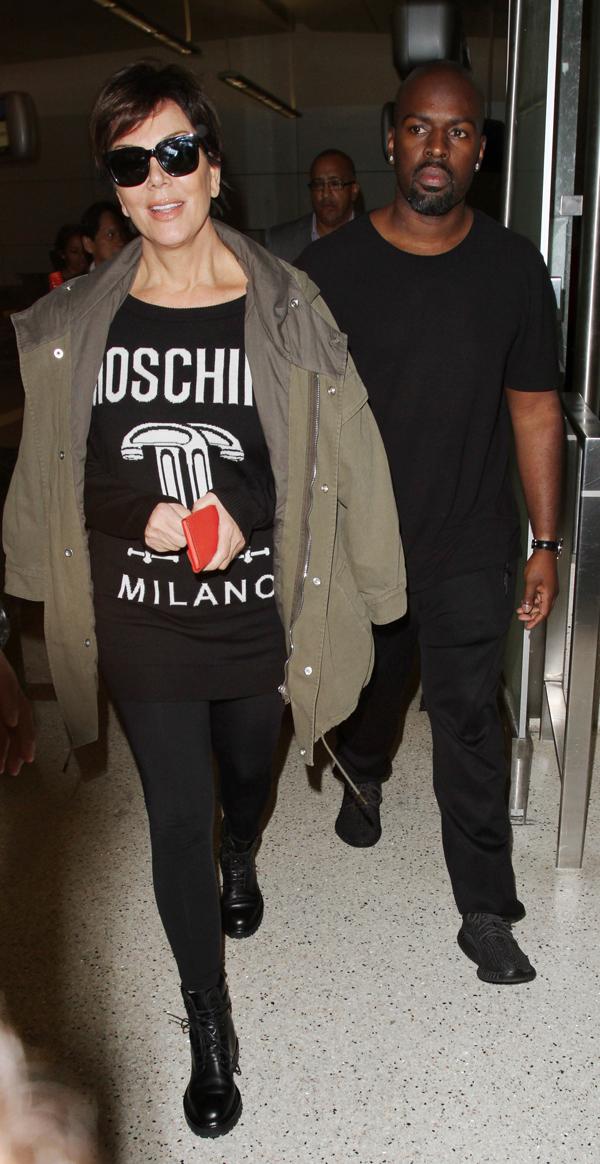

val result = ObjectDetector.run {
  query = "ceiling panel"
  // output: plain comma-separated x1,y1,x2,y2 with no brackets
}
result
2,1,508,65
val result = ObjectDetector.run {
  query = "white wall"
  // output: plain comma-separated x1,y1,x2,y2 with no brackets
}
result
0,30,507,279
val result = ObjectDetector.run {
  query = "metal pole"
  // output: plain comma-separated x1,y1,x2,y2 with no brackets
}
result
553,395,600,867
539,0,561,262
572,0,600,412
501,0,527,818
500,0,524,227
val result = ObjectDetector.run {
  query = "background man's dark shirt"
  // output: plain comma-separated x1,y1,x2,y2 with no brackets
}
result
297,210,560,590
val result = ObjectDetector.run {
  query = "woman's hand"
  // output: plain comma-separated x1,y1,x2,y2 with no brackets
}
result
144,501,190,553
192,493,245,570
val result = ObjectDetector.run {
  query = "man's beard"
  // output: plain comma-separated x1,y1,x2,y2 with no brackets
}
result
406,166,457,216
406,183,458,215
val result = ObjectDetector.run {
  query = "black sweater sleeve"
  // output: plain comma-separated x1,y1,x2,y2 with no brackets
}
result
84,435,276,543
215,455,276,540
84,432,166,541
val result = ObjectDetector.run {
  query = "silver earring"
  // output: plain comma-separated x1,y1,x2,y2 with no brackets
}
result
388,153,395,164
475,161,481,172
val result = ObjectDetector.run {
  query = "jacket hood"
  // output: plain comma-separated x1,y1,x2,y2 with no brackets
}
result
13,220,347,378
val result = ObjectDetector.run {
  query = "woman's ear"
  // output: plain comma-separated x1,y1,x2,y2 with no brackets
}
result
210,163,221,199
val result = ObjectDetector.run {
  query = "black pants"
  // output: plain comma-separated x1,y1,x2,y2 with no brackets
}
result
336,562,522,918
114,693,283,991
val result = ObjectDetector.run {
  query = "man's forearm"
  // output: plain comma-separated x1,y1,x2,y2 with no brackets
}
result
505,388,564,537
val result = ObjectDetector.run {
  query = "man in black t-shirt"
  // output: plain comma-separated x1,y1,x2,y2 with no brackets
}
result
297,62,563,985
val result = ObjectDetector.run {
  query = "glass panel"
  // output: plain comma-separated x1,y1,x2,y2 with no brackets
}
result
502,0,552,733
510,0,552,247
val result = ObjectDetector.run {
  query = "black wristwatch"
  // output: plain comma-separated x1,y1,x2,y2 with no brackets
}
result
531,537,563,558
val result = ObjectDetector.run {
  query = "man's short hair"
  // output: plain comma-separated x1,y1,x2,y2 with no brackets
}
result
80,200,125,241
310,149,356,178
395,61,485,133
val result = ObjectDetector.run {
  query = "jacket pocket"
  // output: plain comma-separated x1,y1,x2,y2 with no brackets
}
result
335,557,372,635
316,559,374,737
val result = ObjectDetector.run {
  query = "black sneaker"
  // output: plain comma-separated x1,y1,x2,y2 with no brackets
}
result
334,779,382,847
458,912,536,984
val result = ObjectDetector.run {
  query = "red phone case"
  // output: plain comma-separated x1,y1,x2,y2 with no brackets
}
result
182,505,219,572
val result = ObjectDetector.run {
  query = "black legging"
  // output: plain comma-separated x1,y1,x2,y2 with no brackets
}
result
114,693,283,991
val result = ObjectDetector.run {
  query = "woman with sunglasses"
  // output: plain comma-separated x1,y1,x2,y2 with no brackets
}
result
3,63,405,1139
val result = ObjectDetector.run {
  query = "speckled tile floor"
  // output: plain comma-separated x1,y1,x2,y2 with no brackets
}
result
0,619,598,1164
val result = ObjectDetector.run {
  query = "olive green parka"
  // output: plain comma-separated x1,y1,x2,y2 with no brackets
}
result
4,223,406,763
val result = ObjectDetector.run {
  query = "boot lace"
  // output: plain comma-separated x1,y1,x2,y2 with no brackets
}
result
167,1008,241,1075
223,849,251,889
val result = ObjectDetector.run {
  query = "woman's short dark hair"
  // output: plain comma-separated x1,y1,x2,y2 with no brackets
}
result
90,61,222,170
50,224,83,269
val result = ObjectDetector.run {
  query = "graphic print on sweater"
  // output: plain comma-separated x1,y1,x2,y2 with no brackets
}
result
120,421,244,510
85,295,285,701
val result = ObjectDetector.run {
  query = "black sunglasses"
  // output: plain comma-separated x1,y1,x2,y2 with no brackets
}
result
104,129,210,188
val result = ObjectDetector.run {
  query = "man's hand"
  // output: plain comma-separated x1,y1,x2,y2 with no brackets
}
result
516,550,559,630
0,652,35,775
506,387,563,633
192,492,245,571
144,500,190,553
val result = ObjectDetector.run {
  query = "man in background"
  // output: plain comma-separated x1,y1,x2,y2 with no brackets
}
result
265,149,359,263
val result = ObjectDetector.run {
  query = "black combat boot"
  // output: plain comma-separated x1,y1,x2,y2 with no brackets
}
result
220,823,264,939
181,976,242,1137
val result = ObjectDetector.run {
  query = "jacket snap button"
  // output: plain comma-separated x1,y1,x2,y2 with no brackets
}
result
53,348,64,359
299,748,307,757
330,334,340,345
64,548,73,558
312,577,321,586
327,385,336,395
320,483,329,492
304,665,313,676
289,297,299,308
84,638,91,647
59,450,65,460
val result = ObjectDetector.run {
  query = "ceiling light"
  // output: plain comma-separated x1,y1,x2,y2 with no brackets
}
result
219,73,301,119
92,0,201,56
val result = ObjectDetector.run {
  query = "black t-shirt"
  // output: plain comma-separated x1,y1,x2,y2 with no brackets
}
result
297,210,560,590
84,294,285,701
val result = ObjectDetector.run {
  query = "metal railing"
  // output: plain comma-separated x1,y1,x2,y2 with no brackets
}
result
541,393,600,867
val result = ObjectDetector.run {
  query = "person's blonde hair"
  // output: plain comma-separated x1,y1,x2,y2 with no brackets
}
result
0,1020,99,1164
